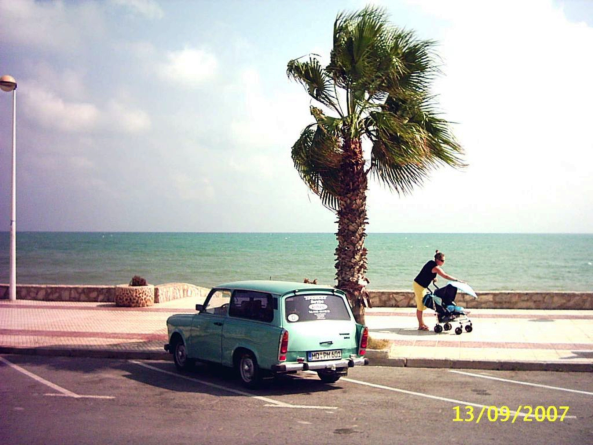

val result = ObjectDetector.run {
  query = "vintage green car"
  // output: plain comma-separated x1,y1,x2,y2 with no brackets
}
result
165,280,369,388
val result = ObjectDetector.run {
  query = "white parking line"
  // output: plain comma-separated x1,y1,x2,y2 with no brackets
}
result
341,377,577,419
130,361,337,410
449,370,593,396
0,356,114,400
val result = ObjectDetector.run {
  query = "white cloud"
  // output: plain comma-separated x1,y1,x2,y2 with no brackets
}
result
159,47,218,88
119,40,157,59
0,0,104,53
22,84,101,133
227,154,279,179
21,80,151,134
110,0,164,20
105,101,151,134
432,0,593,168
226,67,311,150
173,174,215,202
68,156,95,170
25,64,92,102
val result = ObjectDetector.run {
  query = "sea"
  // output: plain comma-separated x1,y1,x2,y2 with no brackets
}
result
0,232,591,292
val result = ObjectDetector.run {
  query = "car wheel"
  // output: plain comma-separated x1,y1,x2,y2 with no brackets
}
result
238,351,261,389
317,372,340,384
173,340,191,371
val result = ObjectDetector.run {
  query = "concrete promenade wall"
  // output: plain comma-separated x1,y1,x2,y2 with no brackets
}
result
153,283,209,303
369,290,593,310
0,283,210,304
0,285,117,302
1,284,592,309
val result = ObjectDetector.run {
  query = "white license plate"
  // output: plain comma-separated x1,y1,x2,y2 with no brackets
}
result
308,349,342,361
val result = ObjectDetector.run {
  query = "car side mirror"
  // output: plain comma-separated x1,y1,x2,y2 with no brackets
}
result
195,304,204,312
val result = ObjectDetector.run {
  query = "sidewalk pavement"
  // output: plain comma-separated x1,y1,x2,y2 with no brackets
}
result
1,298,592,372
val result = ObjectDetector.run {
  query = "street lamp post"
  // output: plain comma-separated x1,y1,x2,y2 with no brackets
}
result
1,75,17,302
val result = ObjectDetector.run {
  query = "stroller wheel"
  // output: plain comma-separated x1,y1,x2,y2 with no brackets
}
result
465,325,473,333
434,325,443,333
455,327,463,335
444,323,452,331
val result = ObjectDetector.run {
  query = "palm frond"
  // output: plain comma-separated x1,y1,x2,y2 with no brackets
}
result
287,56,337,112
370,113,432,165
386,95,465,168
380,29,438,97
291,121,343,211
370,145,430,194
365,104,464,193
329,6,389,90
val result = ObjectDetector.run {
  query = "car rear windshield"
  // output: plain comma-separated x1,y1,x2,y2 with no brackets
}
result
284,294,351,323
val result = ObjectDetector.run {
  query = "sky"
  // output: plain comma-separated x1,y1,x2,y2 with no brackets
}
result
0,0,592,234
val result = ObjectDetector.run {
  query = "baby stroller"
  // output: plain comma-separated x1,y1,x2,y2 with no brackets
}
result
422,281,477,335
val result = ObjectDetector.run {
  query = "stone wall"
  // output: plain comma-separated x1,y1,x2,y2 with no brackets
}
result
368,290,593,310
154,283,209,303
1,284,592,309
0,284,116,302
0,283,210,304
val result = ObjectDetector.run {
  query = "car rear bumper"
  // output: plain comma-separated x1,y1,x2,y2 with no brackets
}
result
271,356,368,373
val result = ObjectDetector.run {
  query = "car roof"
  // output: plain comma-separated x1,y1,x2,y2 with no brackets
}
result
214,280,344,297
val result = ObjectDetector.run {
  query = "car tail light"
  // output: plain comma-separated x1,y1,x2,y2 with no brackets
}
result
279,330,289,361
359,327,369,356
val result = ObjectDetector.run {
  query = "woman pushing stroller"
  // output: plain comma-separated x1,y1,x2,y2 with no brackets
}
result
413,250,463,331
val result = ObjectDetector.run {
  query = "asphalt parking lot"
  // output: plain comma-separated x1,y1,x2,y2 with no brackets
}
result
1,354,592,445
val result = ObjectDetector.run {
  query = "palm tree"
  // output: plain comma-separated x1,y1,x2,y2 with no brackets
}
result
287,6,464,324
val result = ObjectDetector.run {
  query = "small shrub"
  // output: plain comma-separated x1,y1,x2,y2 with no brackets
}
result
129,275,147,286
368,337,390,350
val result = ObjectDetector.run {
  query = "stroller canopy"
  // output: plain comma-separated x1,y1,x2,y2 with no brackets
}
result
448,281,478,298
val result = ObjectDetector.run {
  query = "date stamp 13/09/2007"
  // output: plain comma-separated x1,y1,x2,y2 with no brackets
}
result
453,406,571,423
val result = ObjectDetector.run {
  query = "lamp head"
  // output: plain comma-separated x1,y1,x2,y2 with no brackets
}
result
0,75,17,92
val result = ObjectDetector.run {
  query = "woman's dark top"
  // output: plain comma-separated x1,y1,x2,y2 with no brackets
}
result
414,260,437,288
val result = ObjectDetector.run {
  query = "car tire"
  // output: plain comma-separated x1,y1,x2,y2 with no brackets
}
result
317,372,341,384
173,339,192,371
238,351,261,389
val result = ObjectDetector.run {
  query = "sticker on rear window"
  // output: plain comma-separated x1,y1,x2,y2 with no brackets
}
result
309,303,328,311
285,294,350,322
305,296,331,320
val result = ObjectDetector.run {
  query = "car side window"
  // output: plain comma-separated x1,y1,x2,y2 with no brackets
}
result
229,290,274,323
204,290,231,315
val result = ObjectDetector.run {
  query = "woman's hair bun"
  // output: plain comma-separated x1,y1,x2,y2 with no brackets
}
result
435,250,440,254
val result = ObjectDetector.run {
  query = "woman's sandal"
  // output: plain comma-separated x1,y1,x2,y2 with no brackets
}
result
418,325,429,331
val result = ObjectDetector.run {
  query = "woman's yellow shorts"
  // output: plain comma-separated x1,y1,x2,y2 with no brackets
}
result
413,281,428,311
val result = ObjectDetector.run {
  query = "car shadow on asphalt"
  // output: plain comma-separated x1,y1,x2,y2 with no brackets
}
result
1,352,128,373
2,352,348,397
120,360,343,397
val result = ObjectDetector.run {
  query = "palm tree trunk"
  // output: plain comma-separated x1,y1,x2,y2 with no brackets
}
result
335,137,368,325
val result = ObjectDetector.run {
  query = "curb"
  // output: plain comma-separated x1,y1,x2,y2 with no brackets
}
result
362,349,593,372
404,358,593,372
2,346,592,372
0,346,169,361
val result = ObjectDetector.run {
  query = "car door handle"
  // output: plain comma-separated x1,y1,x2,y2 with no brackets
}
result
320,341,333,346
214,322,224,326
